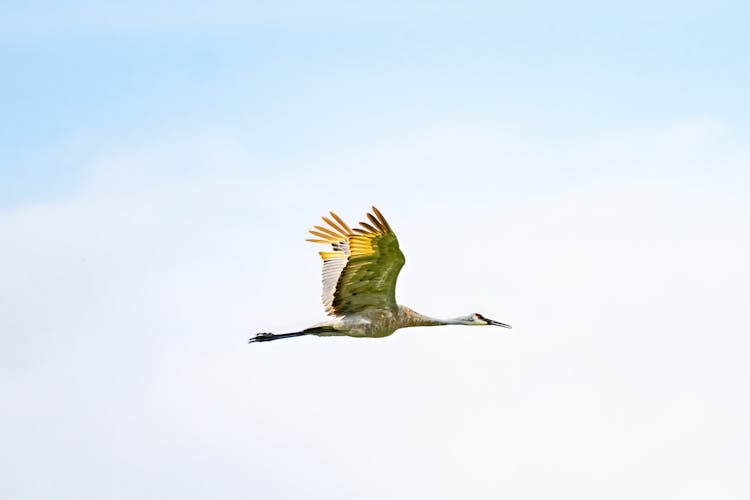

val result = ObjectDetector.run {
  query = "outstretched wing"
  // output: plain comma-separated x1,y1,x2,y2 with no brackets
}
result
306,207,405,316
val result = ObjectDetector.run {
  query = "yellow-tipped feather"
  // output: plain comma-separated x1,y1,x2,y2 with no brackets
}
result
367,212,385,231
308,230,338,241
358,221,378,233
349,235,375,257
319,250,345,260
321,215,348,236
329,211,353,234
314,225,346,240
371,206,392,232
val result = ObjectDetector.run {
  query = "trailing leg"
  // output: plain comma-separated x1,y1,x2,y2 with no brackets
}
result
248,331,309,343
248,325,339,344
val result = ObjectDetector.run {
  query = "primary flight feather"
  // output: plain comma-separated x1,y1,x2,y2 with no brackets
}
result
249,206,511,343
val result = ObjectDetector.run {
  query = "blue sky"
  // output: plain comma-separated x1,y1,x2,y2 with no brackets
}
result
3,1,749,203
2,2,749,499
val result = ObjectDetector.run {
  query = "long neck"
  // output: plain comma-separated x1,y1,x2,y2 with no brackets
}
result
397,306,463,327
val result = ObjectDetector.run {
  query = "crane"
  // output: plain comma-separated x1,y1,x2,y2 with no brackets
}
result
249,206,511,343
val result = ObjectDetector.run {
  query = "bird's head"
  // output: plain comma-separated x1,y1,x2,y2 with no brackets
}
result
460,313,512,328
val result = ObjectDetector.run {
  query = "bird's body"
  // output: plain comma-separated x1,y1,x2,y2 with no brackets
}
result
311,306,446,338
249,207,510,343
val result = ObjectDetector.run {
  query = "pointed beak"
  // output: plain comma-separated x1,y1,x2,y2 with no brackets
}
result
487,318,512,329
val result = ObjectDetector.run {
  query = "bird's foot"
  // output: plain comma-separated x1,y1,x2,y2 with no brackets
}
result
248,332,276,343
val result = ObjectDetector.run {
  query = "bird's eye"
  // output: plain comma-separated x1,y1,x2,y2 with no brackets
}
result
475,313,484,320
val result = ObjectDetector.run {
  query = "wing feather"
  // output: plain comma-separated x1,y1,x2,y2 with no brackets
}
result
313,225,345,239
321,215,349,236
367,212,385,231
371,206,392,232
307,207,405,315
358,221,379,233
329,212,353,234
308,230,337,240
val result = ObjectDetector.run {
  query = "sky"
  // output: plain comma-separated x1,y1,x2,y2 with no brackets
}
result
1,2,749,499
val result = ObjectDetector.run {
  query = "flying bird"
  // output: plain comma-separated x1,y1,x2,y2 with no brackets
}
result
249,207,511,343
